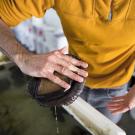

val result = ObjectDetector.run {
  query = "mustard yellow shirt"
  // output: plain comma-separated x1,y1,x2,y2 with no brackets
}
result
0,0,135,88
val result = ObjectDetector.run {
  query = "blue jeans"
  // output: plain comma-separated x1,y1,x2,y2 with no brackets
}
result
80,83,129,124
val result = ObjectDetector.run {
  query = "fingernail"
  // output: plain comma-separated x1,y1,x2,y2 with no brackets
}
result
65,85,71,91
79,78,84,82
84,63,88,68
85,72,88,77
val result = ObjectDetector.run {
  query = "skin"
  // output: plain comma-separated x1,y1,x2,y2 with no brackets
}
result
107,85,135,114
0,17,134,114
0,19,88,90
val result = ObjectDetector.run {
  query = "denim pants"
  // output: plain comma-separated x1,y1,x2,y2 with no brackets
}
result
80,83,129,124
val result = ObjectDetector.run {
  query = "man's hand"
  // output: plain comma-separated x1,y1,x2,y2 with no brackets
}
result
107,85,135,114
18,47,88,89
0,19,88,89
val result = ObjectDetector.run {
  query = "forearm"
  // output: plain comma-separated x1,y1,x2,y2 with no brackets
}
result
0,19,31,65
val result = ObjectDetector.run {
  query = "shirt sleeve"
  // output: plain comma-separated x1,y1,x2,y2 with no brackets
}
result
0,0,54,27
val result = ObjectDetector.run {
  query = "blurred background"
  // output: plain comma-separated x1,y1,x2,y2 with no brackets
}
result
0,9,135,135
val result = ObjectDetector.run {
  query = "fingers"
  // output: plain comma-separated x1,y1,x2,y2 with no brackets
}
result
75,67,88,77
57,52,88,68
53,50,88,74
107,101,124,107
110,107,129,114
111,96,125,101
108,105,124,111
107,103,128,114
39,50,88,89
55,58,88,77
108,98,125,106
47,73,71,90
54,64,84,82
107,95,129,114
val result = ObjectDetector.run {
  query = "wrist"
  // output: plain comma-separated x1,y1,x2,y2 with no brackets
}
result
13,48,33,69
